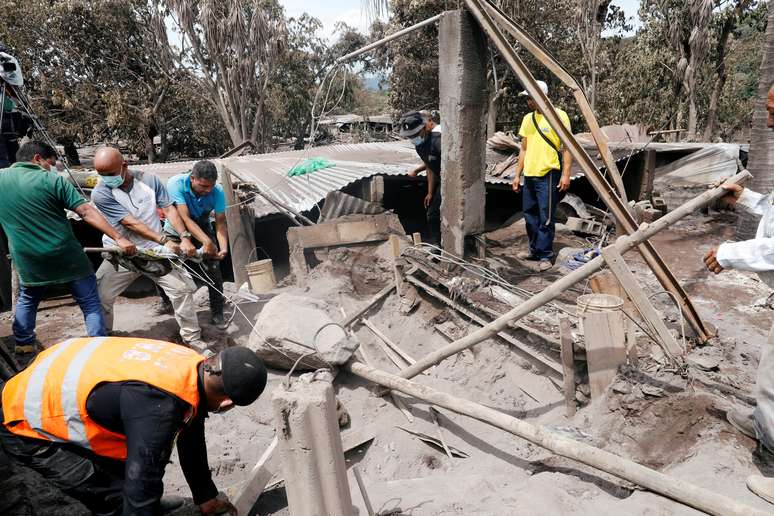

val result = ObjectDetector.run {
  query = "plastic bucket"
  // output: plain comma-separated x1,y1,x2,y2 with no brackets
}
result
576,293,624,333
246,259,276,293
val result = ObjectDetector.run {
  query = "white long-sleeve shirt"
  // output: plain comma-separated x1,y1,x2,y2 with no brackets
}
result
716,188,774,287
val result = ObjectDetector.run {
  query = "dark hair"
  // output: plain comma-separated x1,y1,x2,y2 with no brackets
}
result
192,160,218,182
16,141,56,163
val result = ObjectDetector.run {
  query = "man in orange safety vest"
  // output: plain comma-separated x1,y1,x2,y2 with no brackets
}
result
0,337,267,515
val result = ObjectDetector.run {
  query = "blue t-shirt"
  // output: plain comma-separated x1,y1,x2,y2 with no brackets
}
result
166,172,226,222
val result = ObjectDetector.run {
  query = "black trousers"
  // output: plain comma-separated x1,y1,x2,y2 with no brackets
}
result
426,184,442,246
0,405,124,516
161,216,224,318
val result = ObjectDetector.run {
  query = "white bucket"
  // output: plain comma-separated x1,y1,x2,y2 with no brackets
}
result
246,259,276,293
576,293,624,333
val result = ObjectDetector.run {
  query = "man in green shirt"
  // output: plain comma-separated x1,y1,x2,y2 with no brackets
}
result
0,141,135,352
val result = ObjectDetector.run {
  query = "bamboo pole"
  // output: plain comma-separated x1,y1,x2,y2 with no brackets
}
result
395,170,751,380
346,361,765,516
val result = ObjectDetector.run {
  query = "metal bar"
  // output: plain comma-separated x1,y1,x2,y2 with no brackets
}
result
465,0,713,341
335,14,444,64
478,1,627,201
395,170,750,380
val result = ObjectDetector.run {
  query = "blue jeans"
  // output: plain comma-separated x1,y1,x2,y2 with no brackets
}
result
523,170,561,261
12,274,106,344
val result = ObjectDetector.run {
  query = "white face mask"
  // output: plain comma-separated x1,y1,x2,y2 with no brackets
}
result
410,135,425,146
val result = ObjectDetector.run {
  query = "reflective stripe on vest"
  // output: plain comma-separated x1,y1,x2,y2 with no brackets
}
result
2,337,204,460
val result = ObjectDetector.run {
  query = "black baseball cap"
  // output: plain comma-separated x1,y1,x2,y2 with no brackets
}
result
399,111,426,138
220,347,267,406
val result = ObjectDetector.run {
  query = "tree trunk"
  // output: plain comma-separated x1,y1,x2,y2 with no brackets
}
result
704,13,735,142
487,88,501,139
737,2,774,239
62,139,81,166
687,93,698,141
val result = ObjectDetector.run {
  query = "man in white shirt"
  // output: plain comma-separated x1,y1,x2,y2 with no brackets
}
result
91,146,205,349
704,84,774,504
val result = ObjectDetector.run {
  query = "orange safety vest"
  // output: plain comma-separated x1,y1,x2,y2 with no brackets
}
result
1,337,205,460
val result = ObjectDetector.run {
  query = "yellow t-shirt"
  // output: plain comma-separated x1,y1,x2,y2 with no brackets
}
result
518,109,571,177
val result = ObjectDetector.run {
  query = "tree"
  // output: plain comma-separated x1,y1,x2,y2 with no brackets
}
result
737,1,774,240
167,0,287,150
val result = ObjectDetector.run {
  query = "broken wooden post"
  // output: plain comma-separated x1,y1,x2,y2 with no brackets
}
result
559,317,576,417
271,371,353,516
393,170,750,381
346,361,767,516
582,310,628,400
219,163,256,289
600,246,683,357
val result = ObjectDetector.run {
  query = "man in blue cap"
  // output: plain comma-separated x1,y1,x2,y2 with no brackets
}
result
400,110,442,245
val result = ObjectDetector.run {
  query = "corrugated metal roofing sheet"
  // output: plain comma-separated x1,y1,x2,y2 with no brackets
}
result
132,139,649,220
135,141,511,219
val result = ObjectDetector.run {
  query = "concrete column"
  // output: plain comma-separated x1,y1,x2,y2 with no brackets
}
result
271,371,353,516
439,9,488,256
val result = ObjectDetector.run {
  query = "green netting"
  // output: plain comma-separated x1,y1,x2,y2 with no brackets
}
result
287,158,335,177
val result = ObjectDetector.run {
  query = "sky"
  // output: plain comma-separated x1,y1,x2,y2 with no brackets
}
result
278,0,644,39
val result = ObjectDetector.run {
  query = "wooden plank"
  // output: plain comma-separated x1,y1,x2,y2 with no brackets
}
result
358,340,413,423
583,311,627,401
233,437,280,515
220,164,256,289
412,232,422,245
559,317,576,417
600,246,683,358
352,466,376,516
363,318,418,366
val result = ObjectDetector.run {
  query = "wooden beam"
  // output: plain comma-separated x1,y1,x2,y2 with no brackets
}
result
559,317,576,417
219,163,256,289
600,246,683,358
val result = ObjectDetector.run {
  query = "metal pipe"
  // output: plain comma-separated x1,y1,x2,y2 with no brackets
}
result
464,0,713,342
335,14,444,64
395,170,751,380
346,360,767,516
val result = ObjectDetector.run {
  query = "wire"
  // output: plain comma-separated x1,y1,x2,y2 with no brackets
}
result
168,257,328,371
405,242,577,318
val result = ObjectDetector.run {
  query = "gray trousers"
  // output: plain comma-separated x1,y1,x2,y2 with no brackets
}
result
755,323,774,452
95,260,201,342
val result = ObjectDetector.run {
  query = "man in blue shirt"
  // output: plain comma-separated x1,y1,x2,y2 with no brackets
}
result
164,161,229,328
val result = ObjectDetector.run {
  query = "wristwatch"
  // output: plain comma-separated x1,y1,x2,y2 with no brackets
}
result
180,231,193,240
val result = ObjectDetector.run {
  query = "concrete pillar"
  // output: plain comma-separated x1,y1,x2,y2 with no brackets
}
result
438,9,488,256
271,371,354,516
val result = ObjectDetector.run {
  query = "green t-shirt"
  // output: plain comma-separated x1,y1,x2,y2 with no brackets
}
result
0,162,93,286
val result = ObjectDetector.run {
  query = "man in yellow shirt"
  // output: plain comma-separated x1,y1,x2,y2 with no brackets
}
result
511,80,573,271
